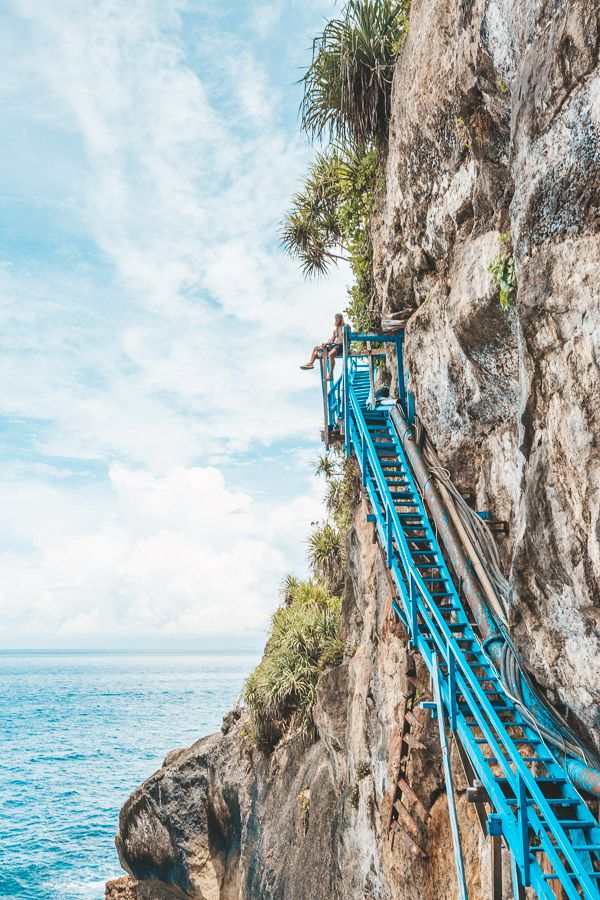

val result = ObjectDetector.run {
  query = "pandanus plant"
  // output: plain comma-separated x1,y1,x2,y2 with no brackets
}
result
300,0,409,146
244,581,343,748
308,522,346,593
280,143,379,277
280,151,346,277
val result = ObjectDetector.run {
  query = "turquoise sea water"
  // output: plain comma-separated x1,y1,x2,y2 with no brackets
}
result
0,650,259,900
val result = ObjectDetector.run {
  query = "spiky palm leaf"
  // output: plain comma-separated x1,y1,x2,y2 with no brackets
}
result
244,582,343,749
315,453,338,480
280,573,301,607
308,522,346,592
280,141,382,279
280,150,347,277
300,0,409,145
322,457,359,531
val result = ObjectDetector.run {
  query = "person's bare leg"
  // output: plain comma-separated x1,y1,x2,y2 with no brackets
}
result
301,344,322,369
326,348,337,380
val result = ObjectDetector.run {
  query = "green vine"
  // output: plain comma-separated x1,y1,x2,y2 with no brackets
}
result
488,231,516,309
338,147,381,331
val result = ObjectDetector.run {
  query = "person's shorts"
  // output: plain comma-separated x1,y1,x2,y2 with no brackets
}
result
327,342,343,357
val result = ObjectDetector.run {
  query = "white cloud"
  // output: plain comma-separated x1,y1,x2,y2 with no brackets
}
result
0,0,347,644
249,2,283,39
0,0,350,469
0,464,324,644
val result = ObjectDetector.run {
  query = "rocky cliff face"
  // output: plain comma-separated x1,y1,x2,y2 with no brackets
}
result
374,0,600,746
109,505,496,900
108,0,599,897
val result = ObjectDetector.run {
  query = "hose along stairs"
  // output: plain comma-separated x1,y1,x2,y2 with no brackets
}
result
321,330,600,899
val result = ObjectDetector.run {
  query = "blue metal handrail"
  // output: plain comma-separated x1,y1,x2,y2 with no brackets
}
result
325,346,600,899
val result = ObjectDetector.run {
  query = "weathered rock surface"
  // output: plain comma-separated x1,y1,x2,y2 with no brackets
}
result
111,0,599,896
374,0,600,744
105,876,139,900
114,506,496,899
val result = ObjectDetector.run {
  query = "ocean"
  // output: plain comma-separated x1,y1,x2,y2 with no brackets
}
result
0,650,260,900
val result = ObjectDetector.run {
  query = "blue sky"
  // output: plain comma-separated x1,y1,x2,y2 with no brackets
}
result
0,0,349,648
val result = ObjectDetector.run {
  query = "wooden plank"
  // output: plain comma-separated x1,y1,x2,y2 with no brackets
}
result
455,734,488,834
398,778,430,824
393,799,421,839
491,833,503,900
386,712,407,832
395,694,409,727
383,590,393,631
390,821,428,859
405,709,424,730
412,702,432,722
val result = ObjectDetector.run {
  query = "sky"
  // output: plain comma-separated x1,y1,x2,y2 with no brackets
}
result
0,0,350,649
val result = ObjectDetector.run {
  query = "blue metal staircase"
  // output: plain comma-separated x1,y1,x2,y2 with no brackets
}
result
326,338,600,899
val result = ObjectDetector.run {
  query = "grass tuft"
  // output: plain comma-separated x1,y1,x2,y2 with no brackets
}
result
488,231,516,309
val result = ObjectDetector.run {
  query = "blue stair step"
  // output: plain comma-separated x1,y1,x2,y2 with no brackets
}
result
533,844,600,852
507,797,575,808
544,872,600,880
496,776,566,785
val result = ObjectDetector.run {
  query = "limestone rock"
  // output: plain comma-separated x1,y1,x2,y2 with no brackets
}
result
375,0,599,742
105,877,140,900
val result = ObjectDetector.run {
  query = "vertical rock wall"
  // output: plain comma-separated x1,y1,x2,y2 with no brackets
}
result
373,0,600,744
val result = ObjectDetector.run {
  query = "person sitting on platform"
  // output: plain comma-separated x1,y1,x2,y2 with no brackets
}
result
300,313,345,380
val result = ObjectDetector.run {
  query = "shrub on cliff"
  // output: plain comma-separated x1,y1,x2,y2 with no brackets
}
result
308,522,346,593
320,454,360,532
280,145,380,326
243,580,343,750
488,231,516,309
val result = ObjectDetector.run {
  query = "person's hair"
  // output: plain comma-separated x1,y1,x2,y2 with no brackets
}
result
334,313,344,324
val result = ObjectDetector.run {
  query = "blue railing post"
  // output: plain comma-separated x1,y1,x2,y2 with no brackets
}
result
361,433,367,486
343,326,350,457
395,331,405,412
447,639,457,731
517,774,531,886
386,502,393,567
432,652,469,900
510,849,525,900
487,814,502,837
409,574,418,646
320,353,329,449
